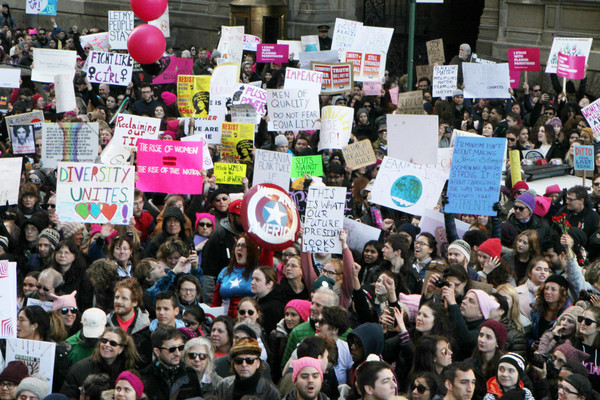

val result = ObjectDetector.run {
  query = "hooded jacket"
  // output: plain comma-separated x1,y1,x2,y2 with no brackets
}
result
144,207,192,258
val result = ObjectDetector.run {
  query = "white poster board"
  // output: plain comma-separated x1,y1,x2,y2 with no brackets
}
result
331,18,363,55
432,65,458,97
387,114,439,164
462,63,511,99
343,218,381,252
180,134,214,171
318,106,353,151
267,88,320,131
284,68,323,92
79,32,110,52
545,37,593,74
54,73,77,113
0,158,23,205
31,49,77,82
108,11,134,50
5,338,56,388
217,26,245,64
86,51,133,87
0,69,20,88
113,114,161,149
277,40,302,60
253,149,292,190
148,8,170,38
0,261,17,338
303,186,346,254
41,122,99,168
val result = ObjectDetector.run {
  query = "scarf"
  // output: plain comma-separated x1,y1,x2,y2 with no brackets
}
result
232,369,261,400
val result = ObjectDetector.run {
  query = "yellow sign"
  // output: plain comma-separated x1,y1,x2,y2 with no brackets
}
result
220,122,254,161
177,75,211,118
214,163,247,184
509,150,522,185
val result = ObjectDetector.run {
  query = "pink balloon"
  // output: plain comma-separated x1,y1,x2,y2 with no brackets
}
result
127,24,166,65
130,0,168,21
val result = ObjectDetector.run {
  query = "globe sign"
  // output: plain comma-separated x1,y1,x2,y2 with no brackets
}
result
241,183,301,251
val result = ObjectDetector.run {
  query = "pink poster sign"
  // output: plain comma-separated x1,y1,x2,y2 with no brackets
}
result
152,56,194,85
509,69,520,89
257,44,289,63
557,52,586,79
507,48,540,72
136,139,204,194
363,81,382,96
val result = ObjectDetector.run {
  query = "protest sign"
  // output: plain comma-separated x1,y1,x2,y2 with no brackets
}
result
462,63,510,99
319,106,353,151
0,91,8,114
446,136,506,216
177,75,211,118
291,155,323,178
343,218,381,252
108,11,134,50
581,98,600,134
209,63,239,118
546,37,593,74
277,40,302,60
416,64,434,83
56,162,134,225
267,88,320,131
508,48,540,71
331,18,363,55
0,261,16,338
231,104,258,126
80,32,110,52
0,158,22,205
5,111,44,143
509,69,521,89
86,51,133,86
180,134,214,170
10,125,35,155
363,81,382,96
253,149,292,190
54,73,76,113
351,25,393,55
426,39,445,65
371,156,447,216
238,85,267,116
149,8,170,37
299,50,338,69
450,128,480,147
192,116,222,144
573,145,594,171
432,65,458,97
557,52,586,79
418,209,470,256
152,57,193,85
214,163,247,184
301,35,320,52
220,122,254,161
389,87,399,105
26,0,56,14
31,49,76,82
343,51,385,81
284,68,323,92
311,62,353,94
100,140,131,166
217,26,244,64
397,90,424,115
41,122,99,168
387,114,438,164
0,69,20,88
303,187,346,253
243,35,261,51
136,139,204,194
113,114,161,148
342,140,377,170
509,150,522,185
257,44,289,63
6,339,56,387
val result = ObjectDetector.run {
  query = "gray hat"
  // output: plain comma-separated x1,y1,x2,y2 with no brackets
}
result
210,50,221,60
332,95,346,105
448,239,471,262
15,375,50,400
453,89,463,97
274,134,288,147
38,228,60,249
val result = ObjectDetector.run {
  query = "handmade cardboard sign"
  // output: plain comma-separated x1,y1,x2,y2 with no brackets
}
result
301,35,320,52
214,163,247,184
152,57,193,85
267,88,320,131
291,155,323,178
426,39,445,65
397,90,424,115
31,49,76,82
582,98,600,134
284,68,323,92
113,114,161,148
217,26,245,64
462,63,510,99
342,140,377,170
573,145,594,171
432,65,458,97
0,158,22,205
108,11,134,50
86,51,133,86
41,122,99,168
387,114,438,164
149,8,170,37
318,106,353,151
253,149,292,190
343,218,381,252
303,187,346,253
80,32,110,52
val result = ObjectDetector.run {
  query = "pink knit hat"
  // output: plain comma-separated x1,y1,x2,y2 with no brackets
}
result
285,300,311,322
161,91,177,106
466,289,499,319
292,357,323,383
554,340,590,364
195,213,216,230
116,371,144,399
50,291,78,311
90,224,118,244
534,196,552,217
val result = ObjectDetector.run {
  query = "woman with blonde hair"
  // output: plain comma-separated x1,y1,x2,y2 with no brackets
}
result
183,337,222,397
495,284,528,357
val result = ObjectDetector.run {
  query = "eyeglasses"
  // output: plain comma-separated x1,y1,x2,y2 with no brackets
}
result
100,338,123,347
238,309,255,316
578,316,597,326
282,252,298,257
197,222,212,228
566,197,579,202
411,384,429,394
235,243,247,248
234,356,258,365
0,381,16,389
321,269,340,277
532,88,541,92
60,307,78,315
507,137,516,142
160,345,185,353
285,263,301,269
513,205,527,212
414,241,430,247
183,319,198,327
215,196,229,202
188,352,208,360
36,284,51,292
557,384,579,396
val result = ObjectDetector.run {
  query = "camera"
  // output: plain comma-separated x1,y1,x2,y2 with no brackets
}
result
434,278,450,288
578,289,595,302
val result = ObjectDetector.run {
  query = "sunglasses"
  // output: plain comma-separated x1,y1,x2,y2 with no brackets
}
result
42,204,56,210
215,196,229,202
234,357,258,365
100,338,122,347
197,222,212,228
238,309,255,316
60,307,78,315
188,352,208,360
578,316,597,326
36,284,51,292
160,345,185,353
513,205,527,212
593,182,600,187
411,384,429,394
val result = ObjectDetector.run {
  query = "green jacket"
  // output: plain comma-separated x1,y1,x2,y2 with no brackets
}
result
65,331,96,366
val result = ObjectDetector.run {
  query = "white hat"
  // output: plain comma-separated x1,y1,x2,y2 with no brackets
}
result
81,308,107,338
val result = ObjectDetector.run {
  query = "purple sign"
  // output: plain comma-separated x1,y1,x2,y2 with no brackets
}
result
257,44,289,63
152,56,194,85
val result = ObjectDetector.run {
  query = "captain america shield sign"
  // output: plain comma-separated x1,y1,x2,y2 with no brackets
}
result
241,183,300,250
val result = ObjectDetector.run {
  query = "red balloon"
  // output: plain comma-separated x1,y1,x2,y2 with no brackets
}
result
130,0,168,22
127,24,166,65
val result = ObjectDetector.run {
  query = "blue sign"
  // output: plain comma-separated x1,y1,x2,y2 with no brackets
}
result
573,145,594,171
26,0,57,15
446,136,506,216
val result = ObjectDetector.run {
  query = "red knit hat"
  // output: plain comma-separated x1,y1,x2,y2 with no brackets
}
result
480,319,508,350
478,238,501,259
32,94,43,106
511,181,529,195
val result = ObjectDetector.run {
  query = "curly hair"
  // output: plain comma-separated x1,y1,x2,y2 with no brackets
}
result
87,259,119,291
92,327,140,369
532,281,568,319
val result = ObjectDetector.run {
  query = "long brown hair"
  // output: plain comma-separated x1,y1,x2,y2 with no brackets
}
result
92,326,140,369
226,234,259,280
532,281,568,318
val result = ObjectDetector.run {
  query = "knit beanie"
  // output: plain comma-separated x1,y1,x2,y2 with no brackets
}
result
233,324,258,340
230,337,261,359
60,222,84,240
32,94,43,106
50,291,78,311
397,224,421,242
161,131,177,140
448,239,471,262
534,196,552,217
554,340,590,364
161,91,177,106
195,213,216,230
558,306,584,331
563,374,593,400
38,228,60,249
466,289,500,320
545,274,569,290
15,375,50,400
480,319,508,350
514,193,535,213
511,181,529,195
285,300,311,322
274,134,288,147
0,236,8,252
478,238,501,259
116,371,144,399
292,357,323,383
498,352,526,378
545,184,561,197
0,361,29,384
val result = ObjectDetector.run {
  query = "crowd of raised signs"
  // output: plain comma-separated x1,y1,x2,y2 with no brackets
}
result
1,5,600,400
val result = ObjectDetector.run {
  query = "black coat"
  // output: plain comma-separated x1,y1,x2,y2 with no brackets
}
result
140,362,202,400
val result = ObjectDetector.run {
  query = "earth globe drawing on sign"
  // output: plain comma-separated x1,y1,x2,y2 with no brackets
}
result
390,175,423,208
